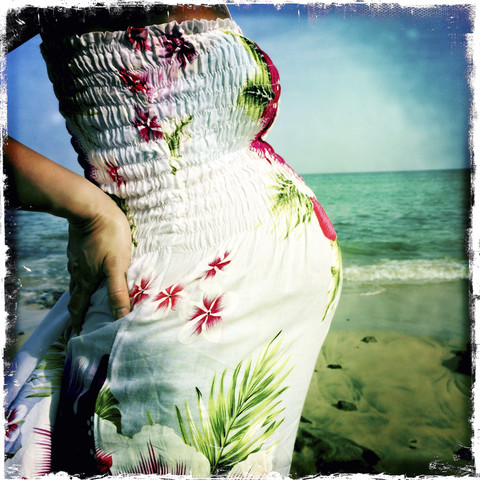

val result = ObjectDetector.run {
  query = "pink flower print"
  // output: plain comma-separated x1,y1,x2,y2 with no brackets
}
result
162,25,196,69
127,26,151,51
154,283,183,311
95,448,113,475
33,427,53,475
118,67,149,95
178,295,225,344
130,278,153,306
5,405,26,443
310,196,337,241
255,45,280,138
204,251,231,279
190,295,223,335
105,159,126,188
133,107,164,143
249,138,286,166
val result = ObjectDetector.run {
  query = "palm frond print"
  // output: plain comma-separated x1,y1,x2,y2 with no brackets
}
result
164,115,193,159
270,173,314,238
175,332,293,474
238,81,275,121
26,327,72,398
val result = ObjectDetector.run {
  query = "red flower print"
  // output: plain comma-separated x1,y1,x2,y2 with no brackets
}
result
5,410,19,440
162,25,196,69
178,293,227,344
130,278,153,306
33,427,53,475
125,441,187,475
127,26,151,51
189,295,224,335
5,405,26,443
133,107,164,143
154,283,183,311
95,448,113,475
254,44,280,137
204,251,231,279
118,67,149,95
310,196,337,241
249,139,286,166
105,159,126,188
85,164,97,183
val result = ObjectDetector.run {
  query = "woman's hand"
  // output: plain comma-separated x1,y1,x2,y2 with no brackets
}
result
67,203,132,334
4,137,133,333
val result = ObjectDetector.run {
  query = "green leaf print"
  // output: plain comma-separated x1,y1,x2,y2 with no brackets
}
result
95,386,122,434
26,327,72,398
322,239,342,322
146,410,155,426
270,173,314,239
237,82,275,122
164,114,193,174
228,32,274,121
109,195,138,247
175,332,293,474
233,34,271,85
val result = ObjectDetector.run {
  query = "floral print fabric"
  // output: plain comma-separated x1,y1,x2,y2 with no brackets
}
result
5,18,341,478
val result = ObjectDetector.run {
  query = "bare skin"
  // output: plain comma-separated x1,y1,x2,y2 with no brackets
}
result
4,138,133,334
4,5,230,332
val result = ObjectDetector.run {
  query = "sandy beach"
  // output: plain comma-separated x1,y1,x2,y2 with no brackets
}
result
292,279,472,476
7,279,472,476
5,306,47,365
291,330,471,476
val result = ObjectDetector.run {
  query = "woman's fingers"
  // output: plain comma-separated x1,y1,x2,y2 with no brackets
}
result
67,256,102,332
66,197,133,330
68,282,97,334
68,255,130,333
103,255,131,319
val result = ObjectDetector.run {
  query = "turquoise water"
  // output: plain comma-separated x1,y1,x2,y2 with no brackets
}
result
305,169,470,293
7,168,470,305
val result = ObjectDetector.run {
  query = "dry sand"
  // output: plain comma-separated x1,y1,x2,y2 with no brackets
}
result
291,280,472,477
291,330,472,476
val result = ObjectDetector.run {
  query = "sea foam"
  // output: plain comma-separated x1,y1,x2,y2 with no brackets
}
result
344,257,468,285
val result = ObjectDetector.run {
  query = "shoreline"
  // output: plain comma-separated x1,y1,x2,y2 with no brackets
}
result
333,278,470,342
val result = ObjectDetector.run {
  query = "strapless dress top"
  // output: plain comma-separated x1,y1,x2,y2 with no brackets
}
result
39,18,303,255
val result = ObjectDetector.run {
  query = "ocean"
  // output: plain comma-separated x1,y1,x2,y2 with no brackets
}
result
6,168,470,316
305,169,470,294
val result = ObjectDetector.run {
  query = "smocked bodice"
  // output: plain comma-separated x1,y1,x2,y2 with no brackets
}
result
40,18,281,197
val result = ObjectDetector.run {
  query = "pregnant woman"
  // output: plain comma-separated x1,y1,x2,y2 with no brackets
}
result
4,5,341,477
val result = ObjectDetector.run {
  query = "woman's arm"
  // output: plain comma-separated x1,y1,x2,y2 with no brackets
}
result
4,137,132,332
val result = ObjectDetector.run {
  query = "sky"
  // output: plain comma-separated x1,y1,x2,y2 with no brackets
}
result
4,3,473,174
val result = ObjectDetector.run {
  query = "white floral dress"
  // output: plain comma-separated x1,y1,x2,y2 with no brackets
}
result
5,18,341,478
